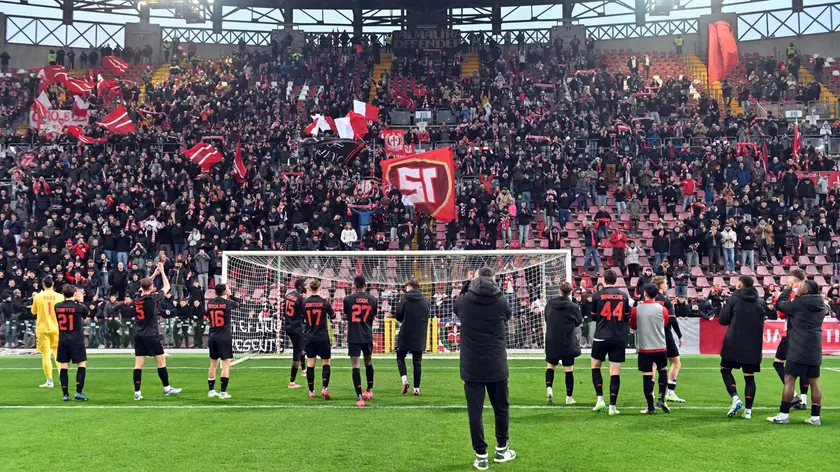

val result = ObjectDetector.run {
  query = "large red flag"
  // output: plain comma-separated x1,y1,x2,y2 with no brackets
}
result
380,147,456,222
102,56,130,76
181,143,223,170
793,122,802,162
64,77,95,95
97,104,136,133
65,125,108,144
233,139,247,183
708,21,740,84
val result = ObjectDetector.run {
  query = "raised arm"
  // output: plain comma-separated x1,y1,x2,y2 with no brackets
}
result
157,262,170,294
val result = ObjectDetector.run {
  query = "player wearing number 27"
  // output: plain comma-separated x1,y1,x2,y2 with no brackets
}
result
31,276,64,388
206,284,240,399
344,275,378,407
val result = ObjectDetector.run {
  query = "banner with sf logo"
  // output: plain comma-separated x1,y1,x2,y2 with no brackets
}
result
380,147,456,222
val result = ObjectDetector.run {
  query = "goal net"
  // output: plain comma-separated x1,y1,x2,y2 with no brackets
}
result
221,250,572,355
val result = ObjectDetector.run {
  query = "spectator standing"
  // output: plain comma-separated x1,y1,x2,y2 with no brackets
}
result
722,224,738,275
582,223,600,273
193,248,211,292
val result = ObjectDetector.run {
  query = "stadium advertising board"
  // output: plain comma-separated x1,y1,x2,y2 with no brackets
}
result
29,110,89,133
393,29,461,51
699,318,840,355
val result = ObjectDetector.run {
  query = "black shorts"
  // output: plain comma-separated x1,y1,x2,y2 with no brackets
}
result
57,342,86,364
720,359,761,374
665,330,680,358
287,328,305,355
209,337,234,360
591,339,626,363
348,342,373,357
305,340,331,360
785,360,820,379
134,335,165,357
638,352,668,372
546,352,577,367
774,336,788,361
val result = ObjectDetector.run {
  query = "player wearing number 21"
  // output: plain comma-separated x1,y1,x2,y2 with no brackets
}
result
206,284,240,399
54,284,90,401
31,276,64,388
303,279,336,400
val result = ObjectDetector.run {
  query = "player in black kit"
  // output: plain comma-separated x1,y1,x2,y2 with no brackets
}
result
284,279,307,389
590,270,631,416
343,275,378,407
55,284,91,401
303,279,336,400
132,262,182,400
653,276,686,405
206,284,239,399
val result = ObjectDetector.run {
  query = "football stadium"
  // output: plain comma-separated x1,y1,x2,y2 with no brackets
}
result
1,0,840,470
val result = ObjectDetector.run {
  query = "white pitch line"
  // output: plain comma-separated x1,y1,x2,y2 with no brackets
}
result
230,355,252,366
0,366,785,371
0,404,838,411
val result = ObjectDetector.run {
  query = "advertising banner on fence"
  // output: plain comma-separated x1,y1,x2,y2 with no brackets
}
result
700,318,840,355
29,110,89,133
392,29,461,51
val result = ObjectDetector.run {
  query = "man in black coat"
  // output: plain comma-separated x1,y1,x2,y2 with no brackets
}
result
395,279,429,396
454,267,516,470
719,276,765,420
769,279,826,425
544,281,582,406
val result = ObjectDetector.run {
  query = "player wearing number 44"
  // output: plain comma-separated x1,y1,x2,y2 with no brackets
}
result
206,284,240,399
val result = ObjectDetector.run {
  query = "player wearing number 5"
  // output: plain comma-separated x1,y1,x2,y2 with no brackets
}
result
132,262,182,400
303,279,336,399
54,285,91,401
344,275,378,407
31,276,64,388
206,284,240,399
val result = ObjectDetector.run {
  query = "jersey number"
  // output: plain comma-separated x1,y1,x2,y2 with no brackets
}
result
210,310,225,328
58,313,73,331
351,305,372,323
306,309,322,326
285,300,295,318
600,302,624,321
135,302,145,320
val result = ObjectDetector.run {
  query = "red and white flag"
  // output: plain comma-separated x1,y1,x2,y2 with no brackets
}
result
793,121,802,162
233,139,247,183
334,111,367,140
72,96,90,118
97,77,121,96
103,56,129,76
97,104,136,133
32,91,51,119
304,114,337,136
35,65,66,85
353,100,380,122
65,125,108,144
181,143,223,170
64,77,94,95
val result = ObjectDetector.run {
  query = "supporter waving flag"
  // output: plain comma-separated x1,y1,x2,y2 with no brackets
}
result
302,137,365,166
334,112,368,140
64,77,95,95
233,139,247,183
65,125,107,144
353,100,380,122
32,91,51,119
97,104,136,133
380,147,456,222
181,143,223,170
103,55,130,76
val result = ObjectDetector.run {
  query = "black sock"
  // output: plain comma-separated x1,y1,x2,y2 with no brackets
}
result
592,368,603,397
609,375,620,406
322,365,331,389
721,369,737,397
60,368,69,396
644,376,654,410
133,368,142,392
353,368,363,398
744,376,756,409
780,401,792,414
773,361,785,384
668,380,677,392
365,364,374,391
545,369,555,388
290,365,298,383
799,378,809,398
76,367,85,393
565,371,574,397
306,366,315,392
657,370,668,400
811,403,821,417
221,377,229,393
208,378,216,391
157,367,170,387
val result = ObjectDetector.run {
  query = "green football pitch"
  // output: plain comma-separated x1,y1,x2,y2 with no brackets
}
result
0,354,838,472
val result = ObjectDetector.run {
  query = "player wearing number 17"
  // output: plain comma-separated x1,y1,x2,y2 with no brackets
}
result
206,284,240,399
344,275,378,407
55,284,91,401
303,279,336,400
590,270,631,416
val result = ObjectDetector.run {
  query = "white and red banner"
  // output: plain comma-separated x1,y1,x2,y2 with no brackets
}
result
334,112,367,140
699,318,840,355
65,125,108,144
181,143,223,170
353,100,380,122
381,129,416,158
29,109,89,132
97,104,135,133
103,55,129,76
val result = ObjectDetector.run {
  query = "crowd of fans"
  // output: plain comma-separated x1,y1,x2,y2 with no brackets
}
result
0,31,839,351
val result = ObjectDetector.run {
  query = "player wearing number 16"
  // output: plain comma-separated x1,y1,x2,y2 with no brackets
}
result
303,279,336,400
31,276,64,388
55,284,91,401
206,284,240,399
590,270,631,416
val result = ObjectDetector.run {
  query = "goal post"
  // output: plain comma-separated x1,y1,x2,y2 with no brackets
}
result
221,250,572,355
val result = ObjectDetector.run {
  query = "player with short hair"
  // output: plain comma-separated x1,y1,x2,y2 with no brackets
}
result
544,281,583,405
132,262,182,400
283,279,307,389
630,284,670,415
590,270,631,416
396,279,430,396
344,275,378,407
55,284,90,401
652,276,686,404
772,268,809,410
206,284,239,399
31,276,64,388
303,279,336,400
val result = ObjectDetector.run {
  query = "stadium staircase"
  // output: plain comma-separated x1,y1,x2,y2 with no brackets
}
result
684,53,741,115
461,52,479,80
369,53,392,102
799,66,838,107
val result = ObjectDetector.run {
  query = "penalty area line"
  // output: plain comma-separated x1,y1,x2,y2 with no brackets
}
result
1,404,839,411
230,355,252,366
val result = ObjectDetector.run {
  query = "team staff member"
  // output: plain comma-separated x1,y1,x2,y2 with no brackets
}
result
206,284,239,399
769,280,826,425
395,279,429,396
719,276,766,420
55,285,90,401
454,267,516,471
31,276,64,388
544,281,582,406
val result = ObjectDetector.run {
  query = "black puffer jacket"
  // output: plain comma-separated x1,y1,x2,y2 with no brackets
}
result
777,293,827,366
454,276,512,383
544,296,582,362
396,289,430,352
719,287,765,365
